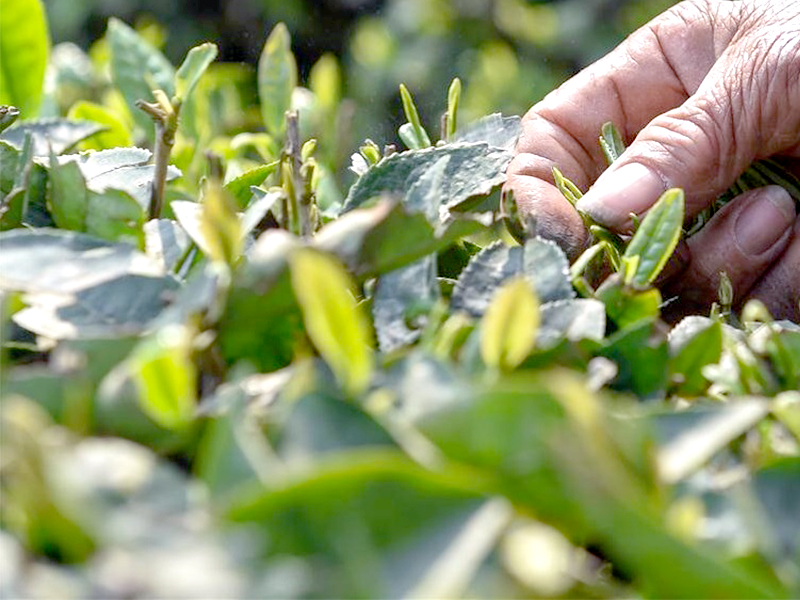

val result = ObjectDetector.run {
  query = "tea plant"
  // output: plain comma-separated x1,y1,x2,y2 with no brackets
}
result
1,2,799,598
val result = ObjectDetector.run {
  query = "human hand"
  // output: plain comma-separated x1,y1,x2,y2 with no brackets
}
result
506,0,800,321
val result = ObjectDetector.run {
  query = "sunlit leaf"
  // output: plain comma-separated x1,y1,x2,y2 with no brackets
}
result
622,188,684,287
258,22,297,139
481,277,540,371
130,325,196,430
67,101,132,150
174,42,218,103
289,248,373,396
0,0,49,117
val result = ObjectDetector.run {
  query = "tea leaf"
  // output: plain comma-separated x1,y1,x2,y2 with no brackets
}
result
0,0,49,117
0,119,104,155
175,42,218,103
258,23,297,138
107,18,176,136
668,317,723,395
399,83,431,148
130,325,197,430
599,121,625,166
445,77,461,140
199,180,243,266
290,248,374,396
622,188,684,287
67,101,133,150
481,277,540,371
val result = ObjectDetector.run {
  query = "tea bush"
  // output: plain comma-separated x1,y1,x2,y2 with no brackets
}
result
1,1,799,598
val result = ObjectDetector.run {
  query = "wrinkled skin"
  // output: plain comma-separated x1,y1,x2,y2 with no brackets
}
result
506,0,800,321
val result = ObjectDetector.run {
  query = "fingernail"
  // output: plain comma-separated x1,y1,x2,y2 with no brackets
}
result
734,186,795,255
576,163,665,229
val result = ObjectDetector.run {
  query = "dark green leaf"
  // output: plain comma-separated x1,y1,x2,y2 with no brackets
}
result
1,119,103,155
668,317,723,395
451,237,574,318
453,113,521,151
373,256,440,353
343,142,512,216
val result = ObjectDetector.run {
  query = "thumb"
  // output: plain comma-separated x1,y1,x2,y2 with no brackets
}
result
576,46,800,230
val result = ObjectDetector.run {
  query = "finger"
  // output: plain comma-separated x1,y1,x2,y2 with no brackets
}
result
511,0,740,192
660,186,796,317
747,218,800,321
505,158,589,259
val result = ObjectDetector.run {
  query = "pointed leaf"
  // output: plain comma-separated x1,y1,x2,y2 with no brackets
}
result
481,277,540,370
623,188,684,286
289,248,373,396
199,180,243,266
175,42,218,103
107,18,176,135
0,0,49,117
258,23,297,138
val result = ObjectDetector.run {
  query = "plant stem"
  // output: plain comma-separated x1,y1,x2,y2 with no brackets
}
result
284,110,311,237
137,97,179,220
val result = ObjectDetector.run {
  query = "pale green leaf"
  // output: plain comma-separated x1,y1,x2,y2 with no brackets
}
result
258,23,297,138
0,0,49,117
131,326,196,430
175,42,218,103
199,180,243,266
289,248,373,396
481,277,540,371
67,101,133,150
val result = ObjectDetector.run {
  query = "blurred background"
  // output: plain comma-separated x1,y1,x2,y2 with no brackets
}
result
44,0,675,149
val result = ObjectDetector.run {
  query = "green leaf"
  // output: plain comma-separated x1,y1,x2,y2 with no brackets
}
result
0,105,20,132
228,450,492,598
258,22,297,139
622,188,685,287
48,148,88,231
654,399,770,484
451,238,574,318
0,228,164,294
130,325,196,430
599,121,625,166
289,248,374,396
309,53,341,111
66,101,133,150
315,199,486,280
668,317,723,395
107,18,176,136
199,180,243,266
445,77,461,140
453,113,521,151
343,142,512,216
174,42,218,103
55,147,181,210
223,161,279,209
373,256,440,353
600,319,668,398
0,0,49,117
596,275,662,329
1,119,104,155
481,277,540,371
399,83,431,148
